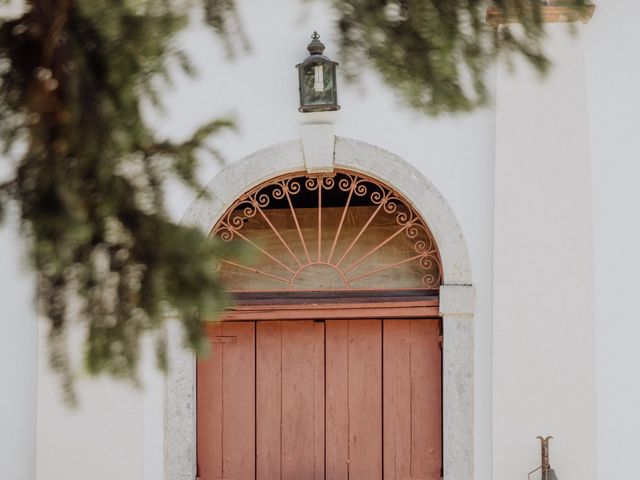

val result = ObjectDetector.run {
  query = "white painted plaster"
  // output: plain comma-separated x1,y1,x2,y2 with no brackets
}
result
584,1,640,478
301,123,335,173
493,22,596,480
0,214,37,480
35,320,145,480
143,336,166,480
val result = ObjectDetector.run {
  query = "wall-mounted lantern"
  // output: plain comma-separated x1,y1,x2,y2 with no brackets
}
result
296,32,340,113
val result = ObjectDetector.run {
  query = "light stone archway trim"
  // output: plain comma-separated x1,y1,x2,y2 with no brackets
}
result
166,135,475,480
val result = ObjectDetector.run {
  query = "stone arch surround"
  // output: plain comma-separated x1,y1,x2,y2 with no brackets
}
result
165,135,475,480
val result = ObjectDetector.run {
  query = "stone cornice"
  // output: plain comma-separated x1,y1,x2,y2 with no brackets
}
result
487,4,596,29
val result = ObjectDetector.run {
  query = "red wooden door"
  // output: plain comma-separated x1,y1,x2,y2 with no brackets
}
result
197,319,441,480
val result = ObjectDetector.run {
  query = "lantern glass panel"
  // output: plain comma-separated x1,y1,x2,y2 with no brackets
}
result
302,62,335,106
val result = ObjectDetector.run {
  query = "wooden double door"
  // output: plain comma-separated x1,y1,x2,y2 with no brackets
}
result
197,319,442,480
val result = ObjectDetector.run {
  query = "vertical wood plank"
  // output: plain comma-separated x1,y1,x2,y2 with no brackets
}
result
314,321,326,480
221,322,256,480
256,321,282,480
325,320,349,480
197,324,223,480
282,321,317,480
383,319,442,480
410,320,442,479
348,319,382,480
383,319,412,480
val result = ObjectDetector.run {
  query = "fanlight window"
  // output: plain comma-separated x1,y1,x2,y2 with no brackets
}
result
212,171,442,291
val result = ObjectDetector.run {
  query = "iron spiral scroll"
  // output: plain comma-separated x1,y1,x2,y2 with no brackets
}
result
212,170,442,291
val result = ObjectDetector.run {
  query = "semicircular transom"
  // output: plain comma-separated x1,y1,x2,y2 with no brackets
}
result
212,170,442,292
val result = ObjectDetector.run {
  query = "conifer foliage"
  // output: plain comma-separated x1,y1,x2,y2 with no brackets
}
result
0,0,241,401
0,0,588,400
333,0,588,114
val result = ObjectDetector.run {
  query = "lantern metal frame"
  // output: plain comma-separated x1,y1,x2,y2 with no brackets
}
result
296,32,340,113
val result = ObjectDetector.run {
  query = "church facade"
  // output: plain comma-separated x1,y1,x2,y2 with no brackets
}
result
2,1,639,480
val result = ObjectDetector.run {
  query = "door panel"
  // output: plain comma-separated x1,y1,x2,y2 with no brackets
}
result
383,320,442,480
409,321,442,478
198,318,441,480
197,322,255,480
279,321,324,480
383,320,412,480
256,321,281,480
325,320,349,480
256,321,325,480
326,320,383,480
312,321,326,480
197,324,223,480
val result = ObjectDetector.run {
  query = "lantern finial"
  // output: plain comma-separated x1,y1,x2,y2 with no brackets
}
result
307,31,325,55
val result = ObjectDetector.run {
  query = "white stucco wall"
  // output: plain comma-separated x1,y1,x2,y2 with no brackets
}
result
493,4,640,478
585,1,640,478
34,329,164,480
0,215,37,480
0,3,38,474
494,22,596,480
2,1,639,479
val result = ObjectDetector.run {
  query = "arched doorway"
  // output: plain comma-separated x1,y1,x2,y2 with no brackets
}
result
165,136,474,480
198,170,443,480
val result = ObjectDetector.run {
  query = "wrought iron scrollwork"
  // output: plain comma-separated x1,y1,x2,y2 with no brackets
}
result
212,170,442,290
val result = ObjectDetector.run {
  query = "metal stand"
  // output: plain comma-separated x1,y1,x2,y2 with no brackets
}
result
528,436,559,480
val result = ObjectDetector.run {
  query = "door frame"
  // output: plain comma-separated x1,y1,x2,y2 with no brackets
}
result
165,136,475,480
222,289,440,321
